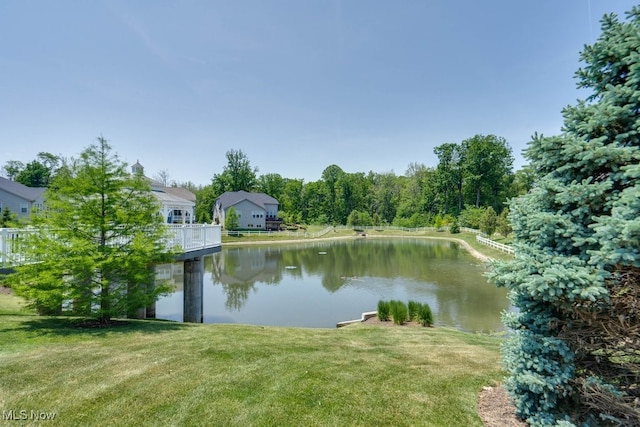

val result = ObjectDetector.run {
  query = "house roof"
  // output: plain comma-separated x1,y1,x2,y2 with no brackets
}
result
163,186,196,203
0,177,46,201
152,190,194,207
216,191,278,209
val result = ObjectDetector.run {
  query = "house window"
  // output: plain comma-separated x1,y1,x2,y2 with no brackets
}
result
20,203,28,213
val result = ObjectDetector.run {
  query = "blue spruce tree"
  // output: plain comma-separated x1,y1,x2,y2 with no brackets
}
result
489,7,640,426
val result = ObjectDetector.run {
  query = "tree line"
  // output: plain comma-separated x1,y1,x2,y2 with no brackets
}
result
3,134,532,231
195,134,532,229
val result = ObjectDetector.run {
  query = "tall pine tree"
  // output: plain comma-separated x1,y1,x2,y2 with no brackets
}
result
490,8,640,425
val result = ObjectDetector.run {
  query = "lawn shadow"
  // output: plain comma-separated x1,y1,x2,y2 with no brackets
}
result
8,316,190,338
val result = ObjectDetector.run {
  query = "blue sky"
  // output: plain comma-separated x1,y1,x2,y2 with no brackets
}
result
1,1,637,185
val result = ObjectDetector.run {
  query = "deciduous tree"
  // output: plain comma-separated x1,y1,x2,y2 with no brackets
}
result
2,160,24,180
462,134,513,209
8,137,173,323
15,160,50,187
213,149,258,192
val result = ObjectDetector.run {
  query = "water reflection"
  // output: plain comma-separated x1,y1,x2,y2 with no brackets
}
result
156,238,511,331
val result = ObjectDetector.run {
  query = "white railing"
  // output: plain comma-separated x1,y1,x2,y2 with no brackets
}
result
0,228,31,267
460,227,483,234
166,224,222,252
476,235,514,254
0,224,222,267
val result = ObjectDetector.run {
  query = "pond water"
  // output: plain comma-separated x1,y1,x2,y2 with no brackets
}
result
154,238,511,332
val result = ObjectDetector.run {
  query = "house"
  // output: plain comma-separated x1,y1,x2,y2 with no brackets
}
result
132,161,196,224
0,177,46,220
213,190,282,230
0,163,196,225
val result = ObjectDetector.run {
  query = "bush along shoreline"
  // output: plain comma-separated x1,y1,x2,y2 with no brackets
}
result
377,300,434,327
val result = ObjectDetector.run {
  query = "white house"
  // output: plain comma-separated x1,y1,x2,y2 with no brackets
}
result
0,163,196,225
213,190,282,230
0,177,46,220
131,161,196,224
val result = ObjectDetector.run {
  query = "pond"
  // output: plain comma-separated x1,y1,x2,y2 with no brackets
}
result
154,238,511,332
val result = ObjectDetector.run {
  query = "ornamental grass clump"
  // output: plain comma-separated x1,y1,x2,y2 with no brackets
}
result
377,300,390,321
417,303,434,327
377,300,435,327
408,300,420,320
389,300,408,325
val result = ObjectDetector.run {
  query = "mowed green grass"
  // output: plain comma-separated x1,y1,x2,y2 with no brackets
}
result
0,294,504,427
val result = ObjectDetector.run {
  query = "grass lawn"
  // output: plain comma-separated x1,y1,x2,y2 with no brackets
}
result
0,292,504,427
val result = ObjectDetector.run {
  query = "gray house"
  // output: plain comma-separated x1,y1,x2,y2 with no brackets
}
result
213,191,282,230
0,177,46,220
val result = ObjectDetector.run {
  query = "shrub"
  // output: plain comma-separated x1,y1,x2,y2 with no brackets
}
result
449,217,460,234
377,300,390,321
390,300,408,325
408,300,421,321
417,303,434,327
479,206,498,236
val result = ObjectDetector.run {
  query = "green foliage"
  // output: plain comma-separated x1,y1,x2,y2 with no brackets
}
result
194,185,216,223
449,216,460,234
479,206,498,236
392,212,430,228
433,214,444,231
434,143,465,214
461,134,514,209
12,152,62,188
256,173,285,202
0,206,17,227
347,209,373,227
2,160,25,181
224,206,240,231
7,137,174,323
509,165,536,197
407,300,420,320
212,149,258,193
489,7,640,425
377,300,390,321
379,300,435,327
458,205,486,229
497,208,512,237
417,303,434,327
15,160,50,187
389,300,408,325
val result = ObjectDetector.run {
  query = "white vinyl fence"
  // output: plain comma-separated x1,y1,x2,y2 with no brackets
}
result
476,235,514,254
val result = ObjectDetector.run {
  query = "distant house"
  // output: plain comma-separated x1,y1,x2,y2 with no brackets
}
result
0,163,196,225
213,190,282,230
131,161,196,224
0,177,46,220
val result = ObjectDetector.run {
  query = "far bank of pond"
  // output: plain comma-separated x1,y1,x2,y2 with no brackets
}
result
155,237,511,332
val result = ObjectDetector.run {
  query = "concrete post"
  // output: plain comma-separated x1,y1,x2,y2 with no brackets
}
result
183,257,203,323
